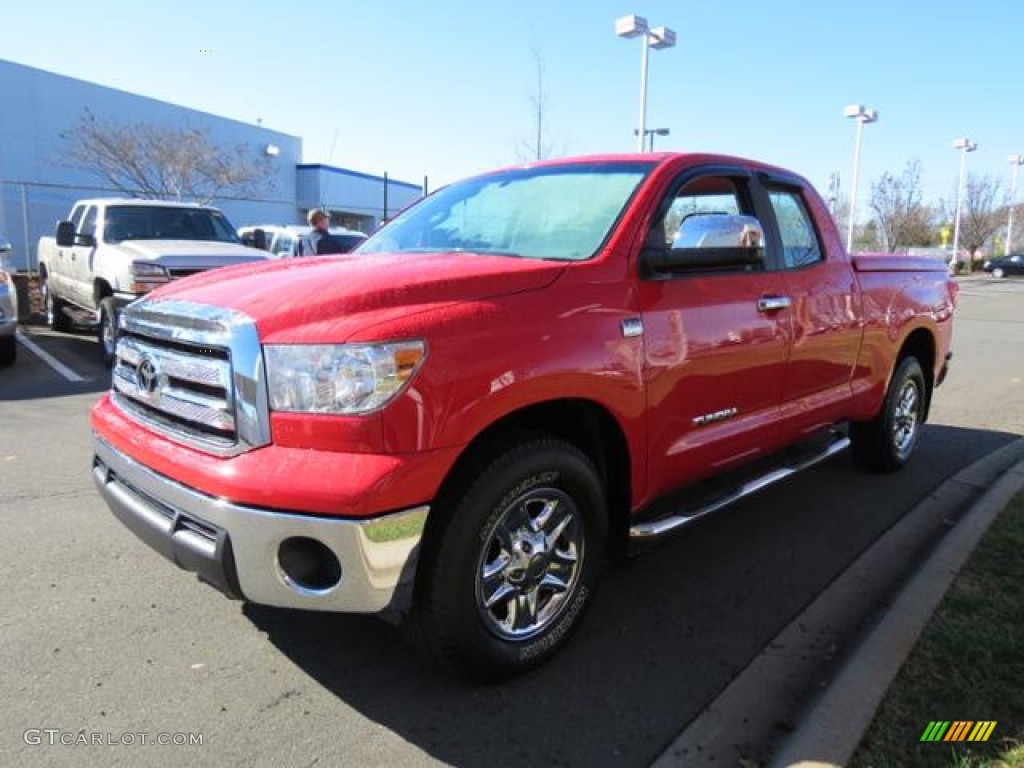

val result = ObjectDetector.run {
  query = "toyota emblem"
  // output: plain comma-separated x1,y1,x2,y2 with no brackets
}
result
137,356,159,395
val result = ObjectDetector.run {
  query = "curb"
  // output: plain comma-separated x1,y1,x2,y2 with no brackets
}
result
769,450,1024,767
651,437,1024,767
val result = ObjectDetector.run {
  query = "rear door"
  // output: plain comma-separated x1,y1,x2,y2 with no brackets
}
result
755,175,863,441
637,166,793,498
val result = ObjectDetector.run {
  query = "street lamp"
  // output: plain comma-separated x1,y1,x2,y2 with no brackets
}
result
634,127,670,152
844,103,878,253
951,137,978,272
616,15,676,152
1007,154,1024,256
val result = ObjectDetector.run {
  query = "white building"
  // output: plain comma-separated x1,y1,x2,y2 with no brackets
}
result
0,59,423,270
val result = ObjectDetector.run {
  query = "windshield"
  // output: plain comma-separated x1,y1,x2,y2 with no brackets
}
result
104,206,241,244
358,162,653,261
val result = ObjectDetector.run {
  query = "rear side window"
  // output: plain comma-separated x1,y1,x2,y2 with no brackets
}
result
767,190,822,269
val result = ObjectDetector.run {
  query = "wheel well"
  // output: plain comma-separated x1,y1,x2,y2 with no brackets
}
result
897,328,936,418
94,279,113,305
426,399,633,561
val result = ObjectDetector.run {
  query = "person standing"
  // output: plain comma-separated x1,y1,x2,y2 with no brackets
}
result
306,209,343,255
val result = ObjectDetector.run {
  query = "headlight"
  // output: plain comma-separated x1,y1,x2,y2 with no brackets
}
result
130,262,169,292
265,340,426,414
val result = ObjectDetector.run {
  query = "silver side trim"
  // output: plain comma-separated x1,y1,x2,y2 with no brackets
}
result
93,435,428,614
629,434,850,541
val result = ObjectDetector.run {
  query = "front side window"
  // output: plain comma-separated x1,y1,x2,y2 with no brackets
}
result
80,207,98,238
358,162,653,262
657,176,745,248
766,190,823,269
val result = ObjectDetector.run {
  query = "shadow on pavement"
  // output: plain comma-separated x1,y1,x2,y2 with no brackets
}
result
244,423,1019,768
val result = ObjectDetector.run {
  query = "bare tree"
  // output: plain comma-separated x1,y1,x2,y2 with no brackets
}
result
60,108,272,202
516,47,564,162
951,174,1004,269
869,158,936,252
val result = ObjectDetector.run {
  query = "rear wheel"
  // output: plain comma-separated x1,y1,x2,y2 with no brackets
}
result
42,275,71,332
407,438,607,680
850,356,926,472
0,335,15,367
97,297,118,367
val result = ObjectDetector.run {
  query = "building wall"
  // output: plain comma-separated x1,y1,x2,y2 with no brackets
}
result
296,165,423,231
0,59,422,271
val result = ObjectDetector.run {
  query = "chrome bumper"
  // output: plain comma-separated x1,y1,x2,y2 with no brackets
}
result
92,435,427,614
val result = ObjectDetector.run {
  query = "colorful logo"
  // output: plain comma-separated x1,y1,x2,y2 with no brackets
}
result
920,721,997,742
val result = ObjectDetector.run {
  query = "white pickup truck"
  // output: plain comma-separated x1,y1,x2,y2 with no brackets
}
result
37,199,269,365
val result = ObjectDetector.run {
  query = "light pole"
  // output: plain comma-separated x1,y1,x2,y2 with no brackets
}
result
634,127,670,151
1007,154,1023,256
952,138,978,272
616,15,676,152
843,104,878,253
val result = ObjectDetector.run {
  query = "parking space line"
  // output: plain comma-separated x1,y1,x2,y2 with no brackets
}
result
15,331,87,382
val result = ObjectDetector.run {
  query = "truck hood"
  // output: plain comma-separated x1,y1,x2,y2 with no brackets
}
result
118,239,269,266
143,251,566,341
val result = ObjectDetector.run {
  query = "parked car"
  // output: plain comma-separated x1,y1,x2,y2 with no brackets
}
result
91,152,957,679
0,236,18,366
982,253,1024,278
238,224,367,257
37,199,270,366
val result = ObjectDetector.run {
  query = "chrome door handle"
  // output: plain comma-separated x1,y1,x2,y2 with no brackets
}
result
757,296,791,312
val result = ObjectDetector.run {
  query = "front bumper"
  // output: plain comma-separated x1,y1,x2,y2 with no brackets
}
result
92,435,428,614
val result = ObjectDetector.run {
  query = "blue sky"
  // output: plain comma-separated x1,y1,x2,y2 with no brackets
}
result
3,0,1023,208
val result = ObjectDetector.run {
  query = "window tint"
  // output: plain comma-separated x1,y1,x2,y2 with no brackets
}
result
767,190,822,269
70,206,85,231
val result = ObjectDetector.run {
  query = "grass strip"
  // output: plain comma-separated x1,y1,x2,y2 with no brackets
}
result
849,492,1024,768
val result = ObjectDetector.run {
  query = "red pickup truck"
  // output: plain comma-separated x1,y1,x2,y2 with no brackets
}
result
90,153,957,678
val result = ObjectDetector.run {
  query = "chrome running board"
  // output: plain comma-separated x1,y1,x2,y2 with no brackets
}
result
629,433,851,542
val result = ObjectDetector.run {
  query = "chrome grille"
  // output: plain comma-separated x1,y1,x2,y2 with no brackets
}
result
111,299,270,457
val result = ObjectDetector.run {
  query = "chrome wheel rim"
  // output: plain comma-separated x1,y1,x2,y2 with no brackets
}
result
475,487,584,641
892,378,921,460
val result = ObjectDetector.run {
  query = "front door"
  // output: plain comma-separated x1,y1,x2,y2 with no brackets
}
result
636,169,793,499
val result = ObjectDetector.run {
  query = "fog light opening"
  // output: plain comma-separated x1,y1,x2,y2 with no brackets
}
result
277,537,342,594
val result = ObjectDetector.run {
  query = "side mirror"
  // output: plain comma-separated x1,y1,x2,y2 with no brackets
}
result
56,220,76,247
645,213,765,273
253,228,268,251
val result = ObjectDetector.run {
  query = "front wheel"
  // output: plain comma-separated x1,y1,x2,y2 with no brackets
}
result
407,438,607,680
97,297,118,368
850,356,926,472
992,267,1005,279
42,275,71,332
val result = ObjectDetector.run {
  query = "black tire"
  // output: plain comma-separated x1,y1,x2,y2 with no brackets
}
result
98,297,118,368
0,335,15,367
42,275,71,332
407,438,607,680
850,356,926,473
